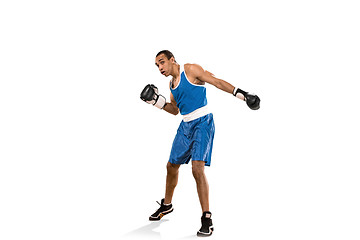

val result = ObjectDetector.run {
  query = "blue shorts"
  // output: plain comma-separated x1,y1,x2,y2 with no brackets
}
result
169,113,215,166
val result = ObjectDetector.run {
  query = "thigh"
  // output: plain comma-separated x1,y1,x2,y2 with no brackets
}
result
169,123,191,165
191,114,215,166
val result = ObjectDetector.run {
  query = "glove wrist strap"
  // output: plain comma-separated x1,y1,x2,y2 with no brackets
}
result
233,87,248,100
154,95,166,109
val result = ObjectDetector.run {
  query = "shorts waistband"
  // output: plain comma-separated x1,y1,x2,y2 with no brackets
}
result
182,105,210,122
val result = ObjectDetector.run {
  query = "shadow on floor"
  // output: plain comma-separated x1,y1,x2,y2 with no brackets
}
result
122,219,169,239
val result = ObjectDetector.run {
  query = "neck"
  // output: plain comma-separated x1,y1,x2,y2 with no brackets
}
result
170,63,180,78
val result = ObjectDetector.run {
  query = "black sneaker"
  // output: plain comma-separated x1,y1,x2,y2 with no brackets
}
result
149,198,174,221
197,211,214,237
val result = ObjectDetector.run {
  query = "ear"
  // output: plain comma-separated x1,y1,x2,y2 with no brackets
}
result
170,57,175,63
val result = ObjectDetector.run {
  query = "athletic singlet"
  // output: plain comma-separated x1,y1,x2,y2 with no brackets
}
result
170,65,207,115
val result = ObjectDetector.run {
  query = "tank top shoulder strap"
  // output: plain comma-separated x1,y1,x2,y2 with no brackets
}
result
170,64,183,90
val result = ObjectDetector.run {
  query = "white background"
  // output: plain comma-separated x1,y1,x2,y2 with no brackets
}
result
1,0,359,239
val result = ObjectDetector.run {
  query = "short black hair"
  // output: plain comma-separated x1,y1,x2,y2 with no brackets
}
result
156,50,176,62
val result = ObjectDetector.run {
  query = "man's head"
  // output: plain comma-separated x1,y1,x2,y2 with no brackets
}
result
155,50,176,77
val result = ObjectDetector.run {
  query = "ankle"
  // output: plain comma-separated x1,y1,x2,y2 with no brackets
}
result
163,198,172,206
202,211,212,218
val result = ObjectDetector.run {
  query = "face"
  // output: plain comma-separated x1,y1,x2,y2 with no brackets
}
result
155,54,174,77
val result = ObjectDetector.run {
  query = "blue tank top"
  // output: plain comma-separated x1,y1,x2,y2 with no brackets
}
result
170,65,207,115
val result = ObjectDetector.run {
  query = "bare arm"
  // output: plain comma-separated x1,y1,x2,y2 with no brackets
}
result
163,92,179,115
186,64,245,100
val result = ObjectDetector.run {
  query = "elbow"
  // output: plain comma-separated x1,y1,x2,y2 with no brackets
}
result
172,108,179,115
165,103,179,115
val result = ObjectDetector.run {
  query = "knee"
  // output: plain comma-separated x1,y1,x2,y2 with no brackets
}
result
192,164,204,180
167,162,179,175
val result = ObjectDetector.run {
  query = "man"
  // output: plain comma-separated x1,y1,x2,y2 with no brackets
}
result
140,50,260,237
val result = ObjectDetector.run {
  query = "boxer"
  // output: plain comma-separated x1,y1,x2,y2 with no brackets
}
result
140,50,260,237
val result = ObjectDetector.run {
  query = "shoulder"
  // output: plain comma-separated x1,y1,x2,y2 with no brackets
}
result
184,63,205,78
184,63,203,72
